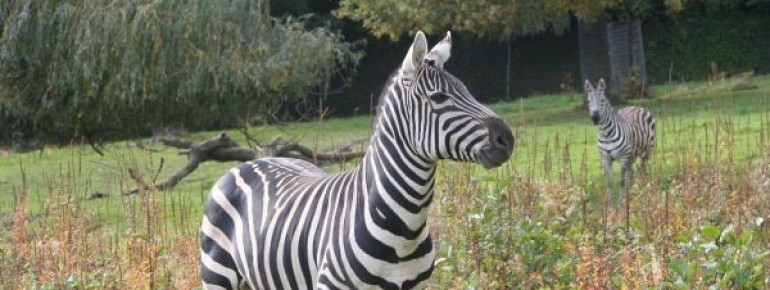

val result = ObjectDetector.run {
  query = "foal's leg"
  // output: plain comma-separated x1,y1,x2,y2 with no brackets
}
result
639,149,651,179
601,153,613,196
619,157,634,205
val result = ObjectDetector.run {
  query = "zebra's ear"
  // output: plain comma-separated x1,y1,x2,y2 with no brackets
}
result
400,31,428,78
425,31,452,68
597,78,606,91
584,80,594,92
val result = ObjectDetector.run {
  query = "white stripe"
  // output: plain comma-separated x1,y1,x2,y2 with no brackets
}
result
291,190,315,288
362,183,430,257
314,180,335,274
232,166,266,290
201,249,239,290
275,192,303,288
211,178,252,287
375,136,433,204
200,216,233,255
371,151,428,231
201,282,227,290
261,199,280,289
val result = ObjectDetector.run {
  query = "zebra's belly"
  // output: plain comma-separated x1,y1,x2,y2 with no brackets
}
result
599,142,629,161
315,243,436,290
231,238,437,290
228,224,319,289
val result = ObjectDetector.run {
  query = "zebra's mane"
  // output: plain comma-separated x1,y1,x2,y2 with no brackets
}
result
372,63,439,121
372,68,401,122
372,65,464,121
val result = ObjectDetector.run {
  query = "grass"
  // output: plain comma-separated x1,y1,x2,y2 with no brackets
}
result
1,74,769,289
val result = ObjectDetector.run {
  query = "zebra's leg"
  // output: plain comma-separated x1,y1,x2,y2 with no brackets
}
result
601,154,613,200
639,150,651,179
619,158,634,205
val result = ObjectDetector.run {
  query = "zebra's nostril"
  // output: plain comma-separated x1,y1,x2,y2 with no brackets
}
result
497,136,507,147
495,133,513,149
591,112,600,124
484,117,514,151
478,118,514,169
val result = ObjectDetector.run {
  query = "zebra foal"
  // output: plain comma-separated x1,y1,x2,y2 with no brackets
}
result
584,79,655,202
200,31,515,290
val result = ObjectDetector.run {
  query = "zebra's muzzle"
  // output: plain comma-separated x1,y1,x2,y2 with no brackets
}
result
478,117,514,169
591,111,600,125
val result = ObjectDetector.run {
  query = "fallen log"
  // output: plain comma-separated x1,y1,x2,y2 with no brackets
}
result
123,132,366,195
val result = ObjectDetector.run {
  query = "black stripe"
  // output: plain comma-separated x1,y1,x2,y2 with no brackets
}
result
369,193,426,239
200,234,239,273
279,192,311,290
401,262,435,289
201,263,238,289
343,239,400,290
373,144,426,213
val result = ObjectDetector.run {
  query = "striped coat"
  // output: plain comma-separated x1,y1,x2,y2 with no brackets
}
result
585,79,655,201
200,31,515,290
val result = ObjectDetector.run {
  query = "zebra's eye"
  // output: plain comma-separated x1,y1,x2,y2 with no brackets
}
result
429,93,450,104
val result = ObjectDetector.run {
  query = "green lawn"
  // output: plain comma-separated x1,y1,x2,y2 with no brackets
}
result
1,74,768,289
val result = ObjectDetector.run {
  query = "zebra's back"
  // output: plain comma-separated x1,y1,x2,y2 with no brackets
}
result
616,106,656,159
201,158,350,289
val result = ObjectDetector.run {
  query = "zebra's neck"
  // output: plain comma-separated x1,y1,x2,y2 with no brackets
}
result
355,76,437,240
598,103,618,136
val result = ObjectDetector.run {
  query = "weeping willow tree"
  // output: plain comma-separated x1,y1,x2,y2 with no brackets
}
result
0,0,362,145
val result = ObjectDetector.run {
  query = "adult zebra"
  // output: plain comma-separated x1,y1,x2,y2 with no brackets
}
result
200,31,515,290
584,79,655,202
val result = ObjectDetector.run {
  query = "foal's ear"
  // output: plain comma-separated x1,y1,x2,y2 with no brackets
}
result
425,31,452,68
597,78,606,91
584,80,594,92
400,31,428,78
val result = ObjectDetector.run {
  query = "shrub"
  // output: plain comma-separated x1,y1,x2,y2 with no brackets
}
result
0,0,363,145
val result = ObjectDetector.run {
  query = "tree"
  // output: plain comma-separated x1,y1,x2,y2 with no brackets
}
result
335,0,641,40
336,0,688,101
0,0,363,146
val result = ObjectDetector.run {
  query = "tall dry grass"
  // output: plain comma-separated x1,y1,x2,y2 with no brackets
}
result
0,78,768,289
1,151,201,289
427,87,770,289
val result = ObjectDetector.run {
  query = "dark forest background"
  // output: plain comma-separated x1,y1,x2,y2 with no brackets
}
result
2,0,769,146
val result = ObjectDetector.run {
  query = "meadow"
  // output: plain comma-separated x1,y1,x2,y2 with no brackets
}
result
1,74,769,289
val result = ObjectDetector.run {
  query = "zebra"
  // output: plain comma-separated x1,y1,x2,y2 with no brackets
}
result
584,78,655,202
200,31,515,290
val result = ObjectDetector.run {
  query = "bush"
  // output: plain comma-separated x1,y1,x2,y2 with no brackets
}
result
0,0,363,145
663,224,769,289
644,8,770,82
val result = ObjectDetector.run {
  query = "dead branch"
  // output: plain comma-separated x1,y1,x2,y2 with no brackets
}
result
157,135,193,149
123,132,367,195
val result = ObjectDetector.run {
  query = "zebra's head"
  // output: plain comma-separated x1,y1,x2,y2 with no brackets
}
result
394,31,514,169
584,78,609,125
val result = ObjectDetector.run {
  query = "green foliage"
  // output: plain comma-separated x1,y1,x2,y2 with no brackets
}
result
488,218,573,287
645,4,770,82
0,0,362,144
333,0,698,40
664,224,769,289
335,0,591,40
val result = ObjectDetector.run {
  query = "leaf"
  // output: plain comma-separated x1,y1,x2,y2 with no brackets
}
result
701,225,721,240
718,224,735,243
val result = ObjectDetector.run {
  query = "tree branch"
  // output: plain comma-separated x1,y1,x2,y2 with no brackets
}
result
121,132,366,195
